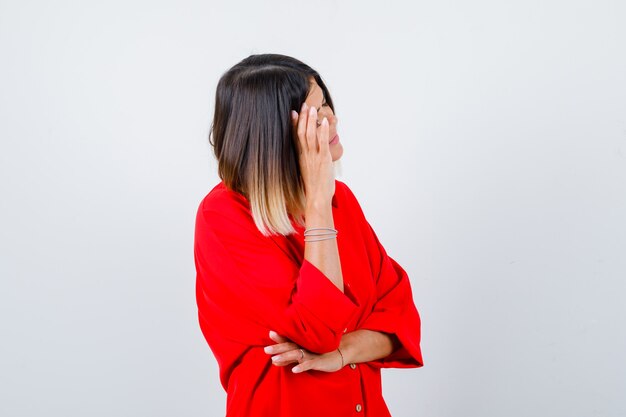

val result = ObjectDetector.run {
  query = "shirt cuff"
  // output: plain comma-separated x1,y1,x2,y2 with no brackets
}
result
294,259,360,335
359,306,424,368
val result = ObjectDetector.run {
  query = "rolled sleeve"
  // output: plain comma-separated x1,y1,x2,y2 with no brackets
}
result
357,223,424,368
295,259,360,336
359,258,423,368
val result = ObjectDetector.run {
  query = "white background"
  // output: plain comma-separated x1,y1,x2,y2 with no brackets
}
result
1,0,625,416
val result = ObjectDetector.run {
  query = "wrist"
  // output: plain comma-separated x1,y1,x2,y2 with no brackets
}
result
305,197,332,214
338,336,356,365
304,204,334,228
336,347,345,368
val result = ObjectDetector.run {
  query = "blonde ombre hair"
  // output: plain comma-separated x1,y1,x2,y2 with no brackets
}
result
209,54,337,237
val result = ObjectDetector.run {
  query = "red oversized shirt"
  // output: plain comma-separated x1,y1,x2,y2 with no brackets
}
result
194,179,423,417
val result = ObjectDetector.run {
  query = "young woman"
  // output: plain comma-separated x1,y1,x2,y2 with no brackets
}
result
194,53,423,417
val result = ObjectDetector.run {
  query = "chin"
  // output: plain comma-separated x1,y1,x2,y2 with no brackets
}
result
331,144,344,162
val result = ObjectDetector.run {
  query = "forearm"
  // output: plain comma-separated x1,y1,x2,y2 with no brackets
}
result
338,329,400,365
304,201,344,292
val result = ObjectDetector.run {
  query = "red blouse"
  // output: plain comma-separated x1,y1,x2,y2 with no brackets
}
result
194,179,423,417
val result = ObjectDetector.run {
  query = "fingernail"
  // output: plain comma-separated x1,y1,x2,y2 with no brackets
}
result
301,103,307,111
271,355,281,362
264,346,272,353
291,110,297,120
309,106,316,115
292,366,301,373
322,117,328,125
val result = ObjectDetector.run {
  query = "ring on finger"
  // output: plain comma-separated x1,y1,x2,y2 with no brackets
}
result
299,349,305,361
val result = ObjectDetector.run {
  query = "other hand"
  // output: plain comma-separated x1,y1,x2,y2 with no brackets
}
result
264,330,343,373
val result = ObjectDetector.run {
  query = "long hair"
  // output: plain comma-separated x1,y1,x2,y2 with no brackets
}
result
209,54,336,236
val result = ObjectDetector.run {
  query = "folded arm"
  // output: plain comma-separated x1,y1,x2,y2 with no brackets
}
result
264,328,399,373
195,201,359,355
264,224,424,370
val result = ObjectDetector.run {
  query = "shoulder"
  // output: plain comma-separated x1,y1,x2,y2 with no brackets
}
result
335,179,361,209
199,181,249,211
196,181,253,229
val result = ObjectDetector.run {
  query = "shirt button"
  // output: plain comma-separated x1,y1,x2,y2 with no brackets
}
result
356,404,363,412
349,363,356,369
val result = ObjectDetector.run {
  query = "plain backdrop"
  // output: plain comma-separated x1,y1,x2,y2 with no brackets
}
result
1,0,625,416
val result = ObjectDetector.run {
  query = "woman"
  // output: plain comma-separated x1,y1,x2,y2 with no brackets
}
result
194,53,423,417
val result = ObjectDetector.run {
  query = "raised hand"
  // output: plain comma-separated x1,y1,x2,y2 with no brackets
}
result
291,102,335,207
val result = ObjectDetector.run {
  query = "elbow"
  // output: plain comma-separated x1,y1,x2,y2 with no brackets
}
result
284,319,345,354
300,331,343,354
281,294,356,354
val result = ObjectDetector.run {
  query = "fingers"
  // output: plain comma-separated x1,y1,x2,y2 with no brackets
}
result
293,349,345,373
265,331,306,367
270,348,342,373
296,102,308,153
292,358,313,373
290,110,300,153
318,116,329,155
265,331,301,365
292,103,331,157
294,103,318,152
269,330,289,343
270,348,306,367
264,341,299,355
305,105,318,150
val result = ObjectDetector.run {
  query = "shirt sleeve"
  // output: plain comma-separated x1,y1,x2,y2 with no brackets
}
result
194,199,360,356
357,221,424,369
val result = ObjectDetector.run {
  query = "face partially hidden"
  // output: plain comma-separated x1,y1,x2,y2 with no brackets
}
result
304,78,343,162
